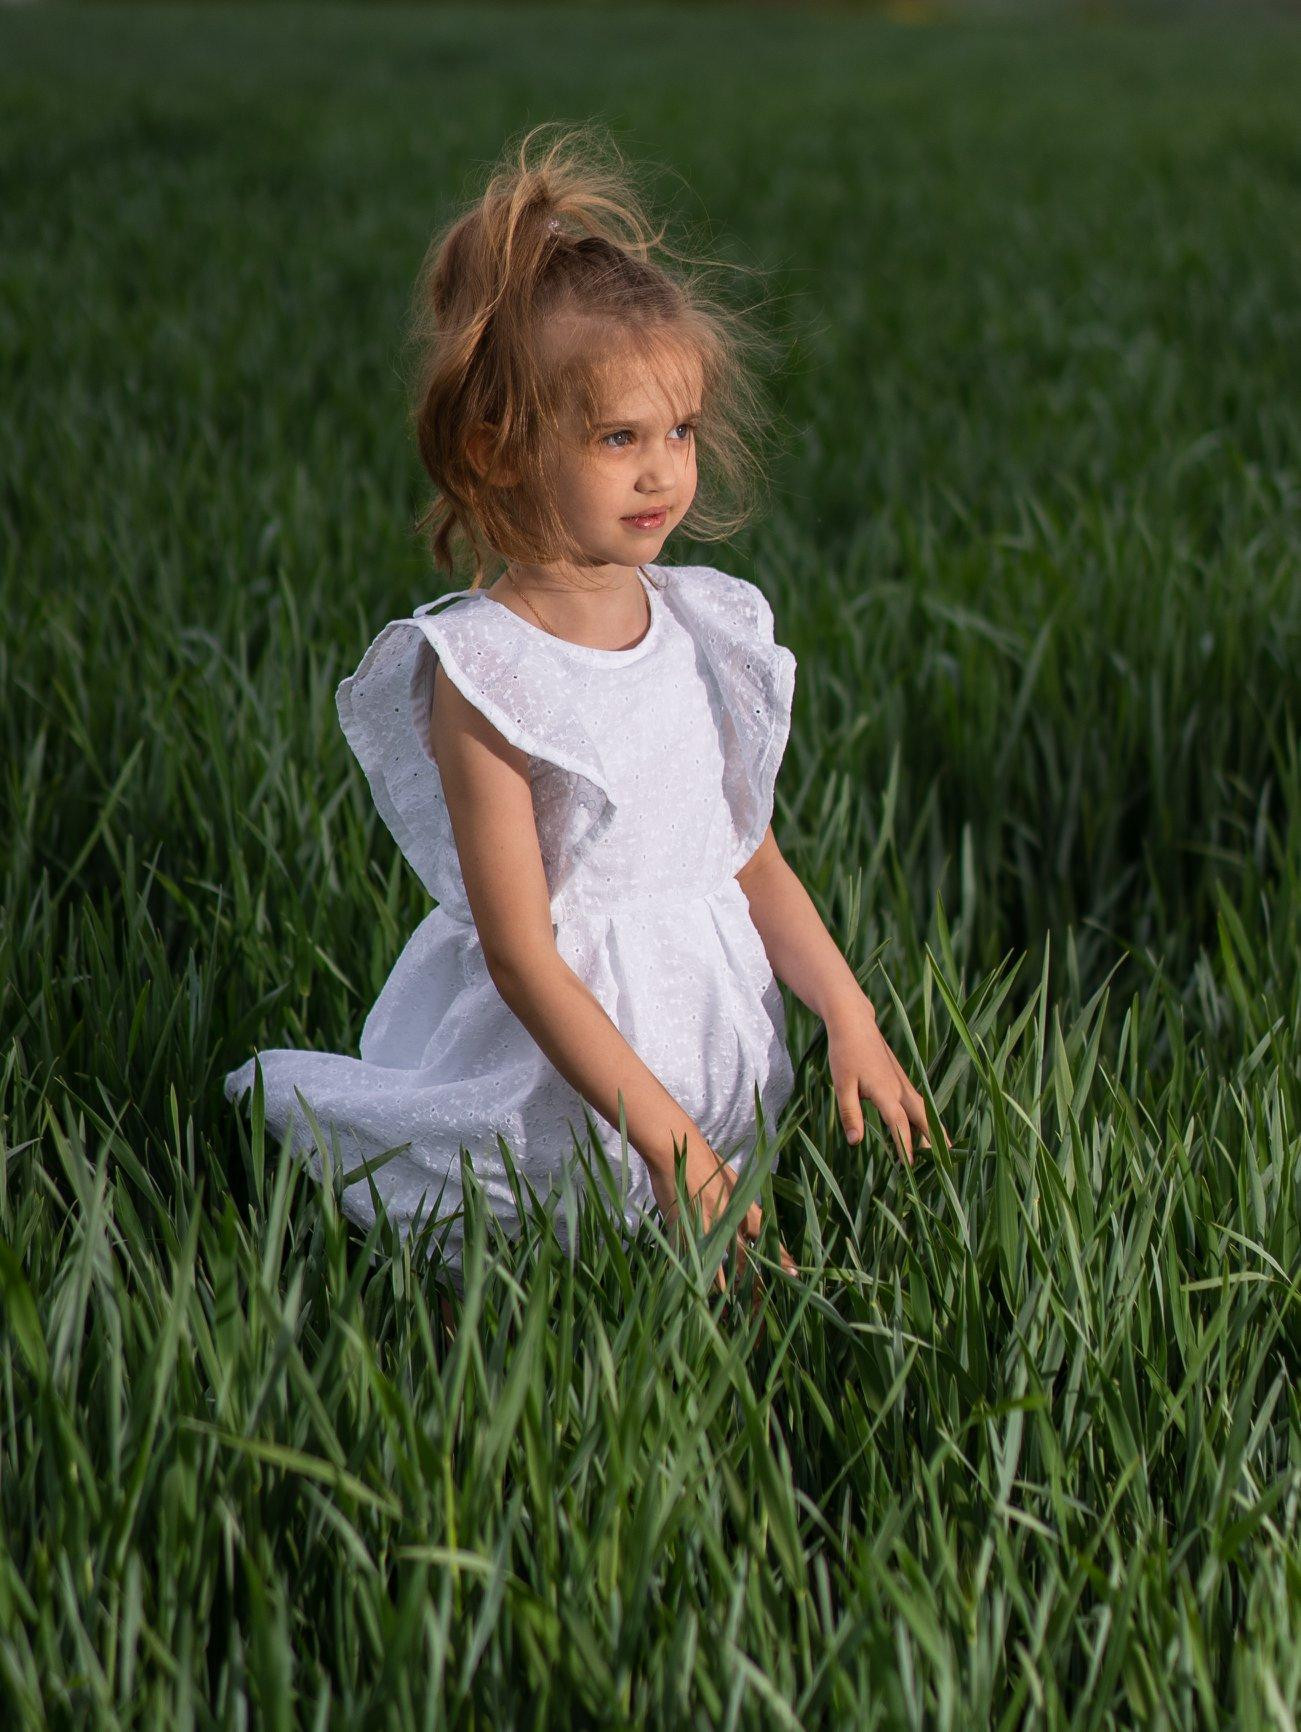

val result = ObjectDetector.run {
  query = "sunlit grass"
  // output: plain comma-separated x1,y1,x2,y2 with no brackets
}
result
2,3,1299,1725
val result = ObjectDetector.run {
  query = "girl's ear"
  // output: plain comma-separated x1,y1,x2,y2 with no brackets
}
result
467,422,520,488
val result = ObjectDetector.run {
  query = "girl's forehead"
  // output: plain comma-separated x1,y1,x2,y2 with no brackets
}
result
592,349,705,418
544,311,703,411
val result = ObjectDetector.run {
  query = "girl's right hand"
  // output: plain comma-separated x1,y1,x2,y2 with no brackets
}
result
648,1133,799,1296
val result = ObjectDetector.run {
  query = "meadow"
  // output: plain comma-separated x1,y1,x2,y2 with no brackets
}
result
2,2,1299,1725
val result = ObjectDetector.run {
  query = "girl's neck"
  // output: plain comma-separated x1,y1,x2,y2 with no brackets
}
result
485,563,652,650
497,557,644,595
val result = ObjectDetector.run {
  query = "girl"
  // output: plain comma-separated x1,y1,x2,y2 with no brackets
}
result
224,122,948,1301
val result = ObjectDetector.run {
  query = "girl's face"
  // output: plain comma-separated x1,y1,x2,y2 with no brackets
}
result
548,342,703,578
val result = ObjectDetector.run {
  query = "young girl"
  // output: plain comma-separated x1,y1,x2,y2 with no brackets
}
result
224,123,947,1299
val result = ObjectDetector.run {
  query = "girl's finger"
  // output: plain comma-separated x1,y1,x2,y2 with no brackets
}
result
744,1202,797,1280
910,1089,951,1152
903,1088,932,1150
834,1075,866,1145
886,1051,950,1152
884,1103,914,1166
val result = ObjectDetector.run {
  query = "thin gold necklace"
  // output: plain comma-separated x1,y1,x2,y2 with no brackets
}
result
504,565,650,645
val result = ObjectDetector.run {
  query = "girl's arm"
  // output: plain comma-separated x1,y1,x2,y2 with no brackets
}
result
429,668,798,1285
735,827,950,1164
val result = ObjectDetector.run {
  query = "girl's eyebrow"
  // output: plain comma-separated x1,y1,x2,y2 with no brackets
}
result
594,408,703,430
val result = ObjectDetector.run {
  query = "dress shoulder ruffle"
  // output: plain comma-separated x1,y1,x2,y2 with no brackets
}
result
658,565,797,873
334,591,616,918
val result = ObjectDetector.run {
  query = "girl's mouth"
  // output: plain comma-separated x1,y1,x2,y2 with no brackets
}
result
621,508,668,531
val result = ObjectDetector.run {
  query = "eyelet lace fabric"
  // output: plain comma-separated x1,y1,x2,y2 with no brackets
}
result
224,563,798,1287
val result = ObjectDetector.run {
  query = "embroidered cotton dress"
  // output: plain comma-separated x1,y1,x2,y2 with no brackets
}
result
224,562,797,1286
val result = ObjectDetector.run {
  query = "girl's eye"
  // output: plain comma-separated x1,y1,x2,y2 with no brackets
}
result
600,422,697,450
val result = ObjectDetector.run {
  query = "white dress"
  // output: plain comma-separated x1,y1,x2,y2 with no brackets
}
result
223,561,798,1286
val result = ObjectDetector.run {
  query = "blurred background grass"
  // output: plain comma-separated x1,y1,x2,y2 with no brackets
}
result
2,3,1299,1726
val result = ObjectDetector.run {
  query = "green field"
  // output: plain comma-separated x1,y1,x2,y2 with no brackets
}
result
3,3,1300,1725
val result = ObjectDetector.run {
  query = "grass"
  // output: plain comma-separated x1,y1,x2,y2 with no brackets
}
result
2,2,1299,1725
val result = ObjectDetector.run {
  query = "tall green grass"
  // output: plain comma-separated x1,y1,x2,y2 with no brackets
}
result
2,4,1298,1725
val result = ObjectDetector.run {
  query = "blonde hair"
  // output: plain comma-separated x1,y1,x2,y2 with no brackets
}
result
405,120,781,589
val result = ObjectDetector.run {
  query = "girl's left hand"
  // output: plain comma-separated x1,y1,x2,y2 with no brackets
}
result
826,997,950,1166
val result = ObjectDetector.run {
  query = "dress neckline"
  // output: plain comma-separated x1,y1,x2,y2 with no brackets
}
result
467,564,664,665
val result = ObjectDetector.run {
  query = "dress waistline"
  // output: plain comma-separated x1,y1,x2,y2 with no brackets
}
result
434,874,748,929
551,874,747,925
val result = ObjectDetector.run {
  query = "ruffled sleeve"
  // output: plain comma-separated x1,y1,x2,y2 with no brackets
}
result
659,565,797,875
334,592,615,922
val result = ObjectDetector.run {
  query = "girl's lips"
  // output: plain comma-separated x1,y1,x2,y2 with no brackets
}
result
621,508,668,527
